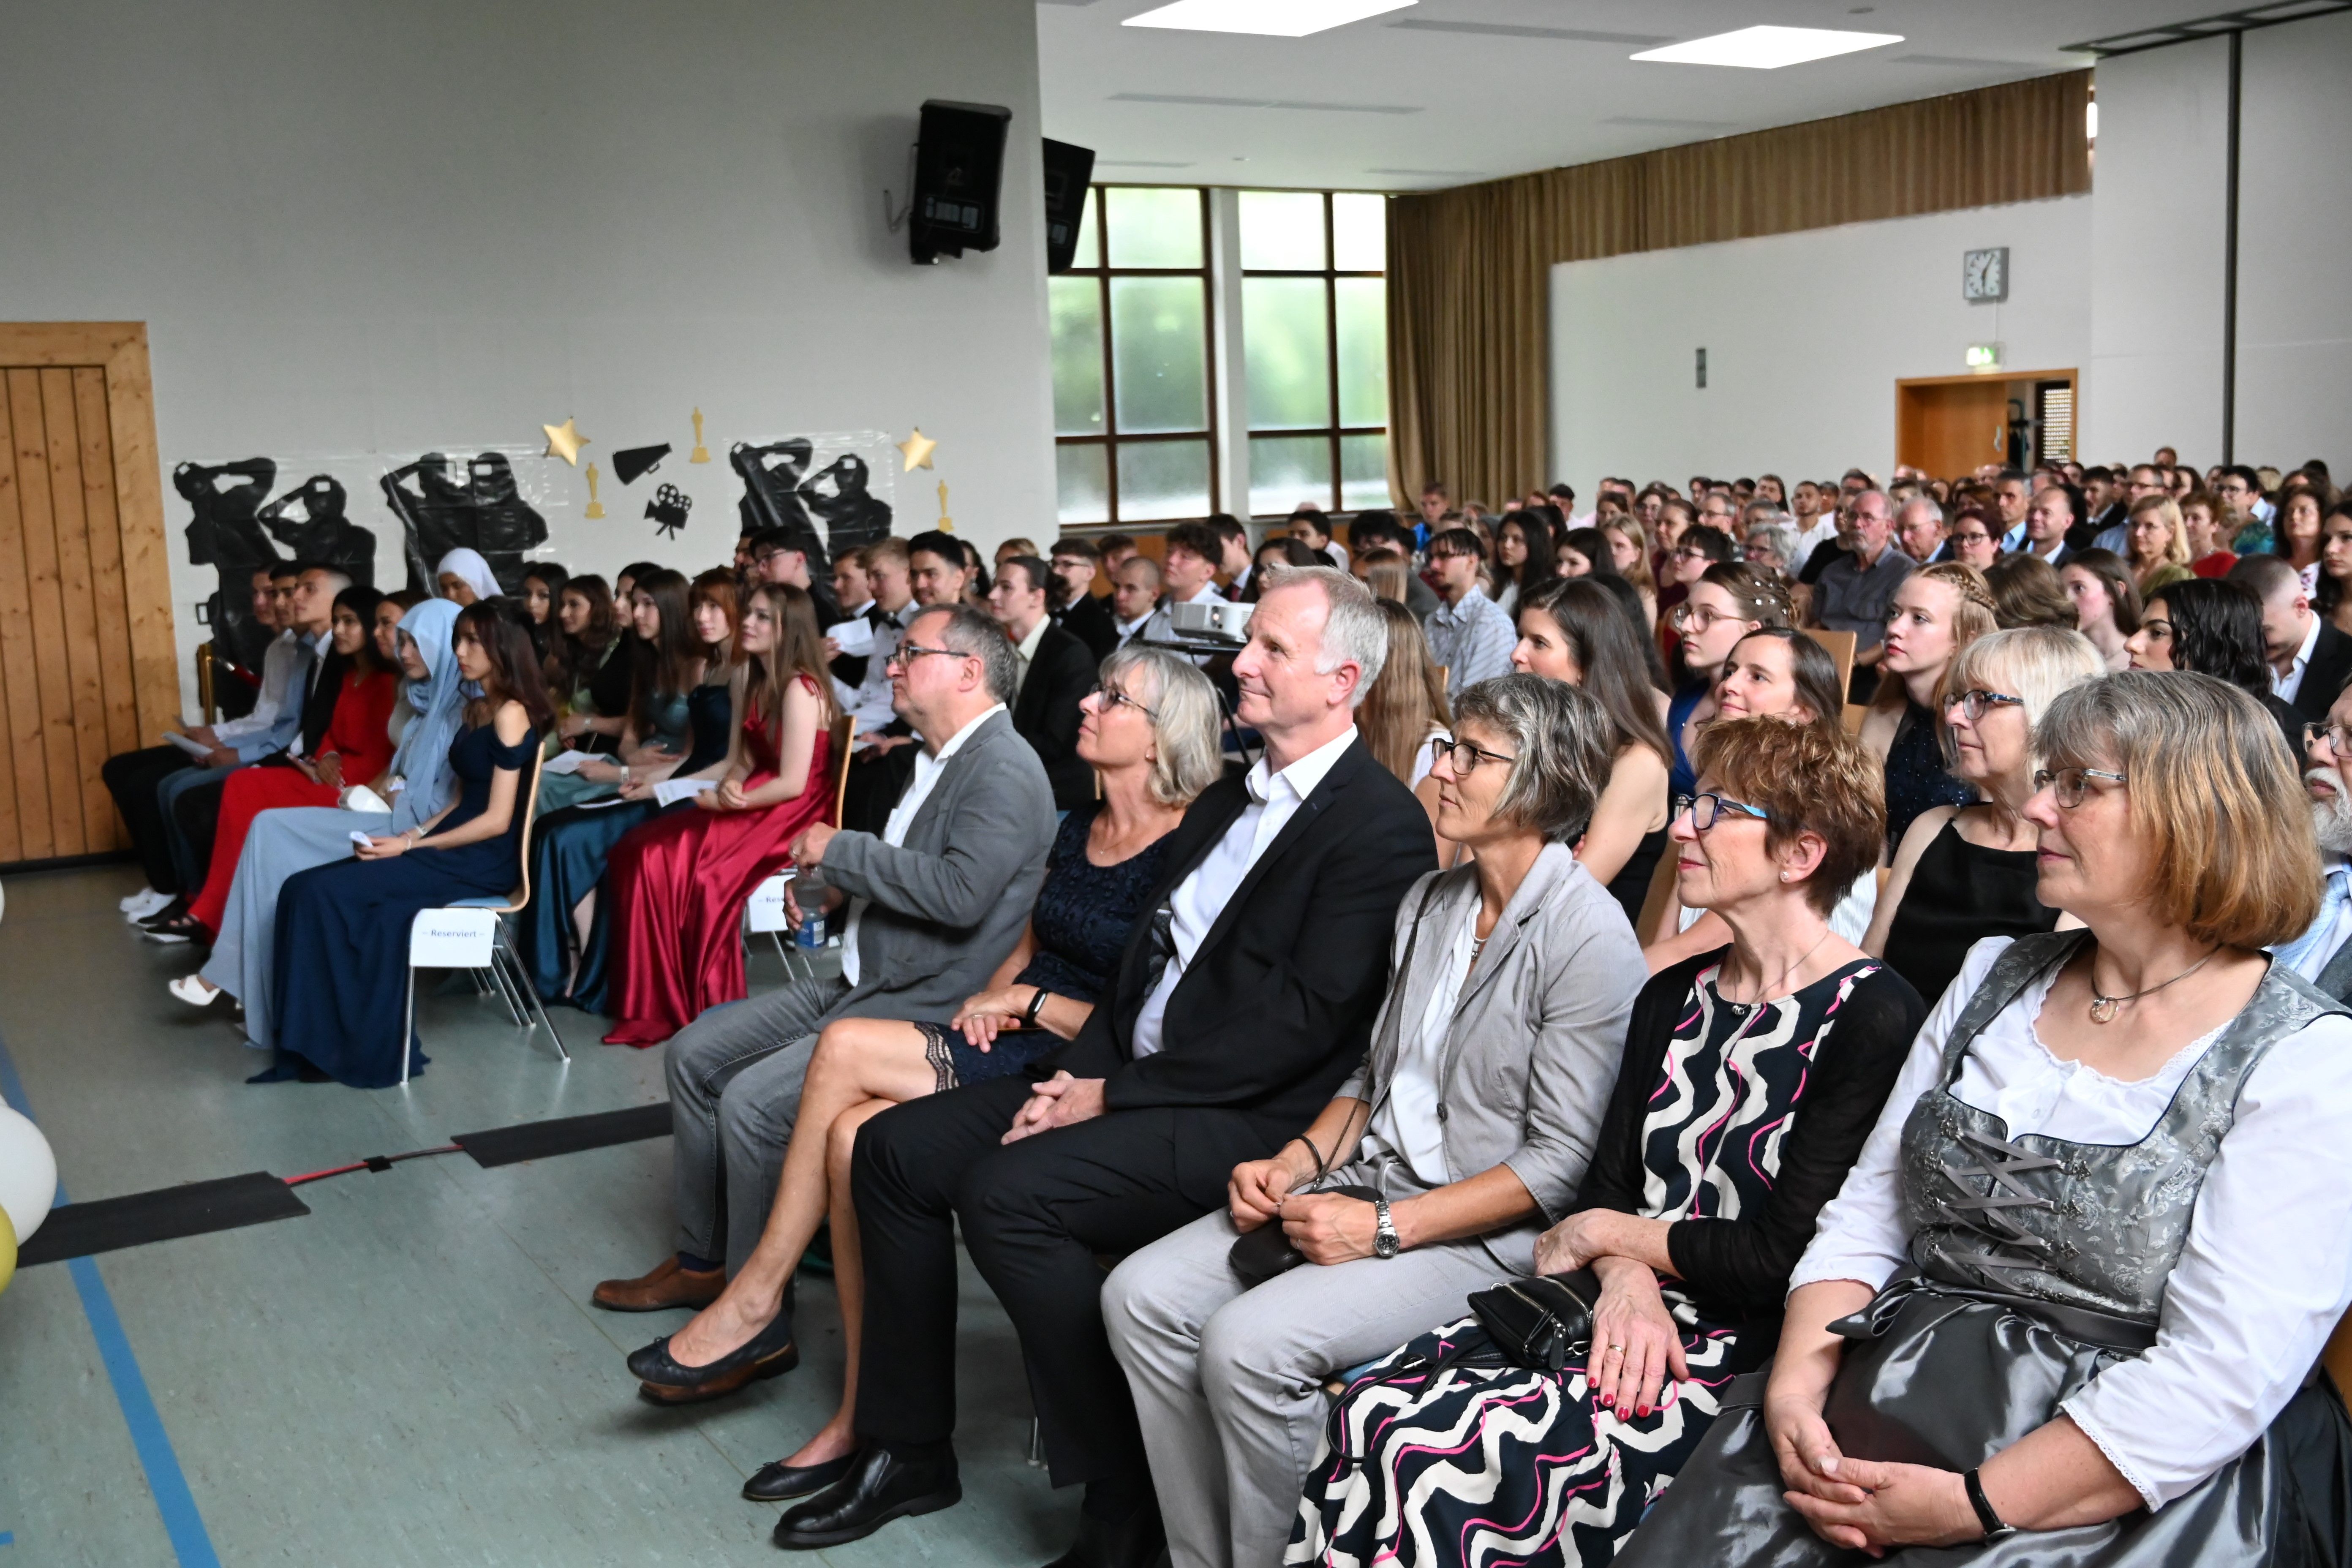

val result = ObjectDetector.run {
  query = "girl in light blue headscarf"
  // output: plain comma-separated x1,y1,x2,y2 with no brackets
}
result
180,600,471,1048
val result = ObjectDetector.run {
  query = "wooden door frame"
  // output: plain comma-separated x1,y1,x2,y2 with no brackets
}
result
0,321,174,747
1895,367,2080,471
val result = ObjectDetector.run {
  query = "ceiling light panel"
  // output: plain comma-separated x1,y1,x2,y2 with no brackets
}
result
1632,24,1904,69
1124,0,1416,38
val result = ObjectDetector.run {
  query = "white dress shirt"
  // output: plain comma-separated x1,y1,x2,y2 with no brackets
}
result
1363,900,1478,1185
1114,611,1151,647
2276,613,2323,702
1010,615,1050,697
1129,724,1358,1058
1791,936,2352,1509
2273,853,2352,981
838,702,1007,986
841,602,917,731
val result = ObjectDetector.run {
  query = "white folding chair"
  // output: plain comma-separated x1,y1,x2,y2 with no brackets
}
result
399,765,568,1085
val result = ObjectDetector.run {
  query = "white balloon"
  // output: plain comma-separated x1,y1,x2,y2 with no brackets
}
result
0,1105,57,1243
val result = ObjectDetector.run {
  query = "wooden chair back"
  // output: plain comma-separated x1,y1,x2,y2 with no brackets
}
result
829,713,856,825
1809,628,1859,695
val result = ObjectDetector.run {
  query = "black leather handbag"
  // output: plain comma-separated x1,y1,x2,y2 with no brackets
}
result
1227,1184,1384,1288
1466,1269,1606,1371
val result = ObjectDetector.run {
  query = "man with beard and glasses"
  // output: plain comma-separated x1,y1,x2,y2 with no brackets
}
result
2275,682,2352,1000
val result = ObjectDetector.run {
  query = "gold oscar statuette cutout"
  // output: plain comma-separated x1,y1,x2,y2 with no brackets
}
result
584,461,606,519
690,408,710,463
936,479,953,534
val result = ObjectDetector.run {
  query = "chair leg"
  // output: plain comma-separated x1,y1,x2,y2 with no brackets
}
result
400,961,416,1088
487,950,528,1029
499,918,568,1061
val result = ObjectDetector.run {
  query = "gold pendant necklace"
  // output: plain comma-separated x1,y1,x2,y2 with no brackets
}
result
2088,950,2217,1023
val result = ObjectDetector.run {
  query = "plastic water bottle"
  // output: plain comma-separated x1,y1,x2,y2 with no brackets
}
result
795,914,825,952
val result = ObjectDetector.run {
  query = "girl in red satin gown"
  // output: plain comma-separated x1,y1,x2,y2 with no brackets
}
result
600,583,838,1045
191,588,400,936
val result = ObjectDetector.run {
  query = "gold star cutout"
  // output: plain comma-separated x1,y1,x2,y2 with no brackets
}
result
542,417,590,466
897,427,938,473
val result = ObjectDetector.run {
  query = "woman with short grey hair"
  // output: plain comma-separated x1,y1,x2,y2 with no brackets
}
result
1103,672,1650,1568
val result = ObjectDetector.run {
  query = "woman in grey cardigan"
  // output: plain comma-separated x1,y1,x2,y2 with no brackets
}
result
1103,674,1648,1568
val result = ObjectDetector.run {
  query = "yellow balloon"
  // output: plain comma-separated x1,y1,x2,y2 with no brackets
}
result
0,1204,14,1298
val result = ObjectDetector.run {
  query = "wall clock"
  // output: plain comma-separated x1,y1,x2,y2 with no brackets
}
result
1963,247,2009,302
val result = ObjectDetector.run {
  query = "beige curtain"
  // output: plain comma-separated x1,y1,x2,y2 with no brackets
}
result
1386,71,2093,509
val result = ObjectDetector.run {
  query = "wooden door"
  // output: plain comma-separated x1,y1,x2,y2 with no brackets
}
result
0,323,175,866
1896,377,2010,478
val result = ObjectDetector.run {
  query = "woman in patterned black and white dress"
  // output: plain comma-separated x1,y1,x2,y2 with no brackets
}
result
1289,716,1927,1568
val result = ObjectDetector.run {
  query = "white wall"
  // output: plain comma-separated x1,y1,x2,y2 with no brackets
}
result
2083,36,2232,465
2237,9,2352,474
0,0,1055,710
1549,197,2092,494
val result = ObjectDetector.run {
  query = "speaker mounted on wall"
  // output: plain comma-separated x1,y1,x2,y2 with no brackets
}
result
1042,139,1096,273
910,100,1013,265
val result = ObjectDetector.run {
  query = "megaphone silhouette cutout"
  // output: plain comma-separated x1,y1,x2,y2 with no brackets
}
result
612,444,672,486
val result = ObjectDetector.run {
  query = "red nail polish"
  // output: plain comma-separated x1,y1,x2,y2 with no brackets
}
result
1638,1405,1652,1417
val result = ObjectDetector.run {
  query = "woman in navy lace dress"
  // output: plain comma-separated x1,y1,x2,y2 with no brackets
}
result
264,601,550,1088
623,646,1228,1499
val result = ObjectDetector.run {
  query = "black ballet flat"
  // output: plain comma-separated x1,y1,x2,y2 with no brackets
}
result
743,1452,856,1503
627,1310,798,1405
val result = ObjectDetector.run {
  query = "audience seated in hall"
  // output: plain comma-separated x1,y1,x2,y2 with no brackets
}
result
1297,717,1923,1568
767,566,1435,1562
1107,674,1647,1568
1421,527,1516,698
987,553,1099,810
259,599,548,1087
537,568,701,816
1047,536,1120,662
590,599,1056,1312
597,583,838,1045
626,648,1221,1497
1353,599,1454,861
1622,673,2352,1565
838,531,972,834
1858,561,1995,852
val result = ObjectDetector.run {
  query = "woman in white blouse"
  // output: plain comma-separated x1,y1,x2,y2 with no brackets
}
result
1620,669,2352,1566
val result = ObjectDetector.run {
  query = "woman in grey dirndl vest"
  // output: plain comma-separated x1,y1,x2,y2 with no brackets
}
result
1620,671,2352,1565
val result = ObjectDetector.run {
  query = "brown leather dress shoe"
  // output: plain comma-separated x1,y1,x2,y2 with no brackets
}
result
591,1255,725,1312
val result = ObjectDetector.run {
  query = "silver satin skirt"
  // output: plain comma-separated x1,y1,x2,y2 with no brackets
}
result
1616,1285,2352,1566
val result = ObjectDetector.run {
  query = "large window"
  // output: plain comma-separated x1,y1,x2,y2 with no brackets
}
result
1239,190,1389,517
1051,187,1216,526
1050,187,1388,528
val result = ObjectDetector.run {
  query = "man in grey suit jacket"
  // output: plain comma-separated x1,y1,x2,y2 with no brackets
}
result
593,602,1056,1315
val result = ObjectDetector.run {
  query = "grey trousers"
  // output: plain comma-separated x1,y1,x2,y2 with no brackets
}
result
663,974,850,1273
1102,1164,1508,1568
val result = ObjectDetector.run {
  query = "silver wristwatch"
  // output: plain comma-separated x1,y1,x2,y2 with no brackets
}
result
1372,1197,1401,1259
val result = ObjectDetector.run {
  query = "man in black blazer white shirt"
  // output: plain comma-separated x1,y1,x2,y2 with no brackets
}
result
775,566,1437,1565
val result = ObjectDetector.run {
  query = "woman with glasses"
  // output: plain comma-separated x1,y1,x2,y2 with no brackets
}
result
1293,716,1923,1568
598,583,837,1046
1104,675,1647,1568
1666,563,1793,798
1623,672,2352,1567
1865,628,2105,1009
1946,504,2003,572
1861,561,1998,851
1511,578,1678,921
634,648,1221,1495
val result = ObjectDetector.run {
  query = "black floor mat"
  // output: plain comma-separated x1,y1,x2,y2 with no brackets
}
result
452,1102,671,1168
19,1171,311,1267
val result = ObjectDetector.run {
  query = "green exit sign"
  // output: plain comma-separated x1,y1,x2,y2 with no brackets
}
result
1966,343,2004,370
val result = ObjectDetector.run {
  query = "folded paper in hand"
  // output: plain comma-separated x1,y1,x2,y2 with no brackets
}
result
162,730,213,759
653,778,716,808
342,784,392,815
540,749,593,775
826,619,875,657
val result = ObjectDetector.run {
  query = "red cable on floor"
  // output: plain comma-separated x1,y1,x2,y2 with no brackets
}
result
283,1144,464,1186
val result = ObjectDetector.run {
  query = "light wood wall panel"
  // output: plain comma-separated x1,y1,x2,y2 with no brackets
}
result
1387,72,2094,509
0,323,170,865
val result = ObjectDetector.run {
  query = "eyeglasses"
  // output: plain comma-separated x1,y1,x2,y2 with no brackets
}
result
1946,689,2024,723
1668,602,1738,633
1087,682,1158,721
886,642,973,670
2032,766,2128,808
1951,531,1994,547
1672,546,1713,563
1673,792,1771,830
1429,736,1517,775
2306,720,2352,755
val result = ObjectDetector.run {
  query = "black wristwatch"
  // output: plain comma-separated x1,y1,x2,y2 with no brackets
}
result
1963,1468,2016,1543
1022,987,1051,1028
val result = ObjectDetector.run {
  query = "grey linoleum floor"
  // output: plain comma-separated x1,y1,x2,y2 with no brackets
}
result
0,864,1075,1567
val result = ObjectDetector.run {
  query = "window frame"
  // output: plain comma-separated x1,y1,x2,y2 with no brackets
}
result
1053,185,1219,528
1240,190,1387,520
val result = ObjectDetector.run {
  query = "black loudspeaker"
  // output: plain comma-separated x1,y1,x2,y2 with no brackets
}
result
1042,139,1096,272
910,100,1012,265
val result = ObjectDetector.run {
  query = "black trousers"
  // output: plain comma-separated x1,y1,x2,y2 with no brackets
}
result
101,745,195,889
169,773,228,894
851,1074,1284,1487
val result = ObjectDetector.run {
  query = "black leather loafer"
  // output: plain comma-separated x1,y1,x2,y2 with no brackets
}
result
627,1311,797,1405
773,1445,960,1549
742,1452,855,1503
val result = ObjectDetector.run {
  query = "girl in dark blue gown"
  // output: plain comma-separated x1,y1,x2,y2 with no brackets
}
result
266,600,551,1088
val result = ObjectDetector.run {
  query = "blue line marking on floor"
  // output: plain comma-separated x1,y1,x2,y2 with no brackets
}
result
0,1024,220,1568
0,1530,15,1546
